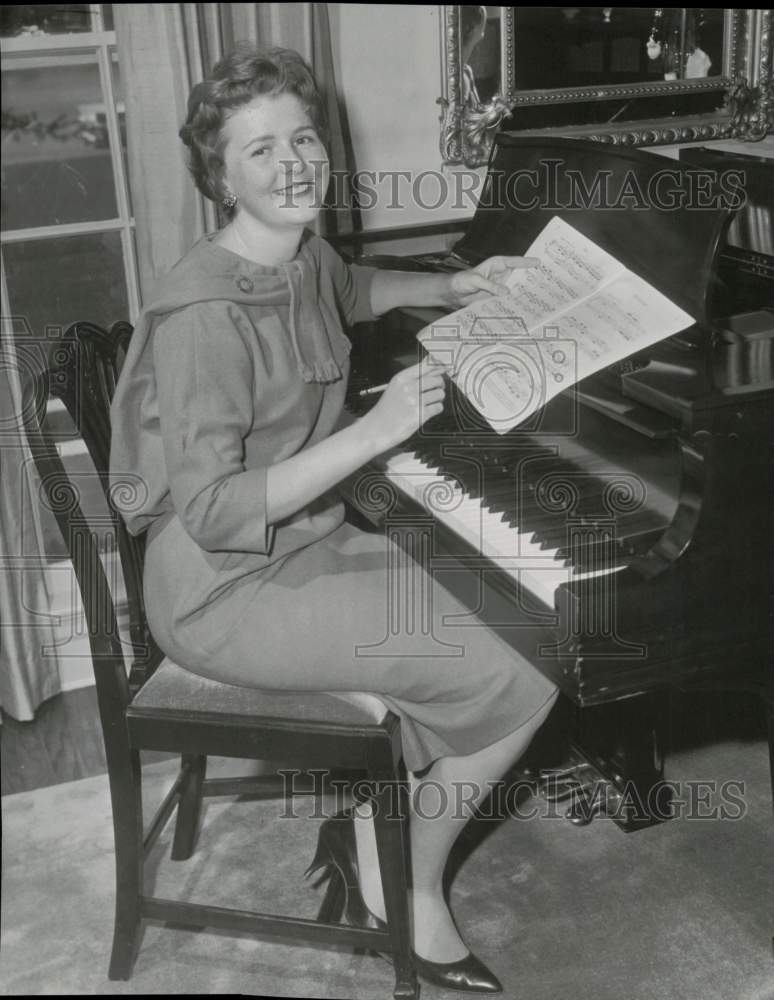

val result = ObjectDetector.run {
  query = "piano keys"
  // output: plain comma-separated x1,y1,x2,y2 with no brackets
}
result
347,383,674,615
338,136,774,829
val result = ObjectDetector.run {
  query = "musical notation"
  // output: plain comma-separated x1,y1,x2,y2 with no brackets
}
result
417,218,694,433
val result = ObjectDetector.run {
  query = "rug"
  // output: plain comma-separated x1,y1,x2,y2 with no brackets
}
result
2,743,773,999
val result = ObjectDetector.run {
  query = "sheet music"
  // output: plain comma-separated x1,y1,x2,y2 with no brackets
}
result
503,215,623,329
417,217,694,434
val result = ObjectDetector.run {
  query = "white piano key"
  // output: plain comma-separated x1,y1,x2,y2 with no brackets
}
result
381,451,607,609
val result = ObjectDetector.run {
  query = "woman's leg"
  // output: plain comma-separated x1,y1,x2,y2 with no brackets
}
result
146,517,558,960
354,690,557,961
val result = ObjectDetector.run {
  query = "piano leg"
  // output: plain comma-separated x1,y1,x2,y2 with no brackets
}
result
568,693,672,832
766,691,774,817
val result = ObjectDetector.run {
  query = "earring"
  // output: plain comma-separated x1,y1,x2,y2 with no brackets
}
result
222,191,237,210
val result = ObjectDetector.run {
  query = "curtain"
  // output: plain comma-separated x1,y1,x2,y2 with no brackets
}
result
0,323,62,721
114,2,358,306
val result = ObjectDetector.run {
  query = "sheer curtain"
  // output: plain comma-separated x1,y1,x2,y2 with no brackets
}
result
0,323,62,720
114,2,357,305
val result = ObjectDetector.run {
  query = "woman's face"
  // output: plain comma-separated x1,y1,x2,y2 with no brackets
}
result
219,91,328,232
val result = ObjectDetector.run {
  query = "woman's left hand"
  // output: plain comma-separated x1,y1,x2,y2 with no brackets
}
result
447,255,540,308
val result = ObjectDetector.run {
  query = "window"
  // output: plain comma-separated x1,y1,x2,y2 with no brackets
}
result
1,4,138,327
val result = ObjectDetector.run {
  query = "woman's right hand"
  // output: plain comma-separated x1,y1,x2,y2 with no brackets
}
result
361,357,446,452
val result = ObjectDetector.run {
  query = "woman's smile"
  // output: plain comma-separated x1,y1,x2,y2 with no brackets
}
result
273,180,317,200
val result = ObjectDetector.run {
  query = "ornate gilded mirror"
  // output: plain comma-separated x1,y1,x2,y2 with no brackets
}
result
439,7,773,166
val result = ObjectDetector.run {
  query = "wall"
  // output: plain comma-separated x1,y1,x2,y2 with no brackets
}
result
328,3,480,236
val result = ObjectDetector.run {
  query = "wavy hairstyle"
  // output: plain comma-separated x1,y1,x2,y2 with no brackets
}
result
179,45,327,209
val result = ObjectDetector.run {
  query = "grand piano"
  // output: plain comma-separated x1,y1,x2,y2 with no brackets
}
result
337,136,774,830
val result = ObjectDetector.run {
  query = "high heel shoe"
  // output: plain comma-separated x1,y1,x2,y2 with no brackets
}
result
304,809,385,929
411,953,503,994
305,811,503,994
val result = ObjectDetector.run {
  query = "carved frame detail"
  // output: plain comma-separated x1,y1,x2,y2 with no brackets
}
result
439,7,774,167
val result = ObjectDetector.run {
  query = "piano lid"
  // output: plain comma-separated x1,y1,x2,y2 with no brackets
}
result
453,135,735,329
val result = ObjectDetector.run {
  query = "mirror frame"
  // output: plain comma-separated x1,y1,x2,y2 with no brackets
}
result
439,7,773,167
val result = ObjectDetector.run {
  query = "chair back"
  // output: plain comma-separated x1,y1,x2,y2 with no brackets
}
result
22,321,164,719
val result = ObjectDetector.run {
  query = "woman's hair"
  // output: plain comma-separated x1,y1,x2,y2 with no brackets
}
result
179,45,327,207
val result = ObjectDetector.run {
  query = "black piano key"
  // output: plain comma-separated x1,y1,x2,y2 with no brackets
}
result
405,425,670,572
411,447,485,499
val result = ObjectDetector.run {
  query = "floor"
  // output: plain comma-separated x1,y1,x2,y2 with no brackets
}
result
2,690,773,1000
0,686,172,796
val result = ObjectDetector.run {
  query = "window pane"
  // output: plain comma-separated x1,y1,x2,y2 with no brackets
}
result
0,5,95,38
2,54,119,230
110,49,131,215
102,5,114,31
4,232,129,338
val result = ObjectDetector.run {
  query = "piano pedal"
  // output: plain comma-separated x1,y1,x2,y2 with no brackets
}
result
535,756,593,798
565,784,624,826
538,775,594,804
533,749,670,832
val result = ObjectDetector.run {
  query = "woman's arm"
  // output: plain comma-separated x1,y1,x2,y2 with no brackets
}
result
267,255,542,521
152,305,445,549
265,358,443,522
266,254,537,525
153,257,538,549
368,255,539,316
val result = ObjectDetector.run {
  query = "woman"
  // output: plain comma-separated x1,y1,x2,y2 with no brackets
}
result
110,46,557,994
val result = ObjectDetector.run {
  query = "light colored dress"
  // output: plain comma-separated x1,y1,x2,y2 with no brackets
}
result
110,232,556,772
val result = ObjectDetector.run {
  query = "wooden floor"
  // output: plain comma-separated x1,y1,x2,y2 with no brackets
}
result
1,687,172,796
1,687,107,796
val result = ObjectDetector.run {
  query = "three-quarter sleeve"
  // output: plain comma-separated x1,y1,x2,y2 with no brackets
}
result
152,302,271,554
315,237,378,326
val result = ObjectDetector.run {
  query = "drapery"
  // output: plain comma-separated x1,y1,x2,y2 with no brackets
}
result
114,3,358,306
0,323,62,720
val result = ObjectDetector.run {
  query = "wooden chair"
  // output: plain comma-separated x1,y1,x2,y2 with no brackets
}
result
23,320,417,999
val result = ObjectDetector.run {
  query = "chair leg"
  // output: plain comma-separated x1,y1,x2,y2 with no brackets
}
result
107,748,144,980
372,776,418,1000
171,754,207,861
